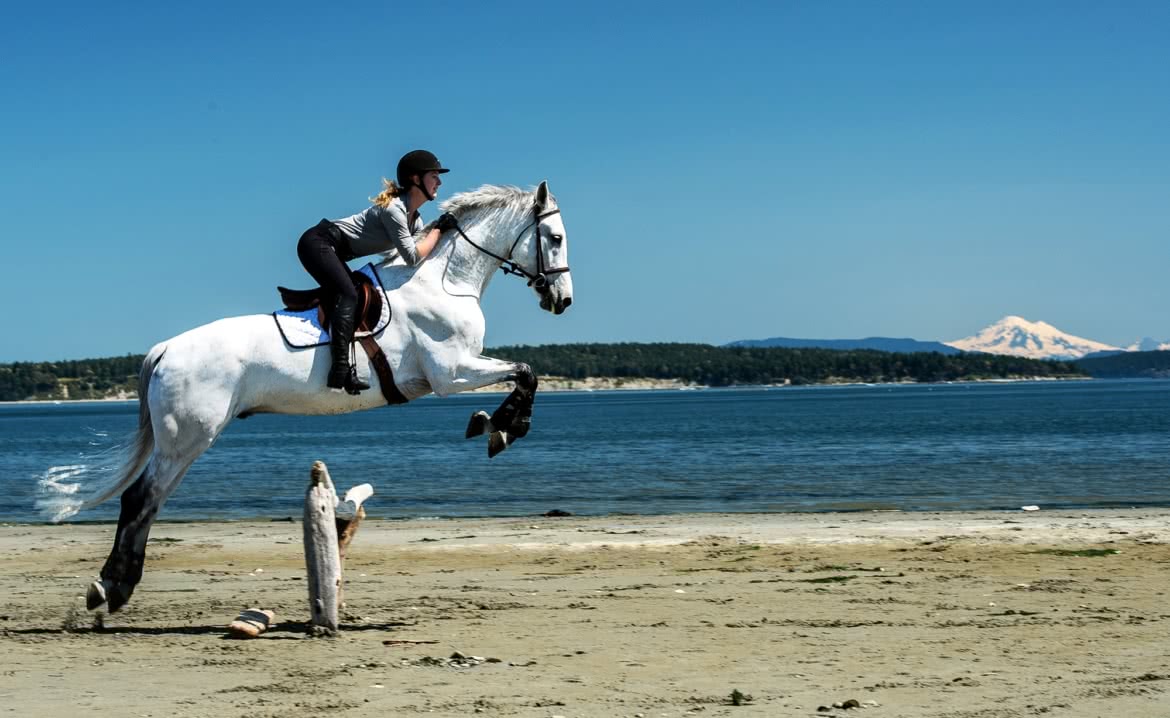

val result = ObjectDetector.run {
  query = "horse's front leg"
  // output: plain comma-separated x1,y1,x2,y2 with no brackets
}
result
434,356,537,457
481,367,537,457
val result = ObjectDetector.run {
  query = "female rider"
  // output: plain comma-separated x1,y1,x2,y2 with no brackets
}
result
296,149,456,395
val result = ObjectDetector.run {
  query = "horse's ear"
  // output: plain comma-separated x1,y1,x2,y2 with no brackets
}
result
535,180,550,210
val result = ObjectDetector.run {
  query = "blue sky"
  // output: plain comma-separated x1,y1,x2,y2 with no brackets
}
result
2,1,1167,362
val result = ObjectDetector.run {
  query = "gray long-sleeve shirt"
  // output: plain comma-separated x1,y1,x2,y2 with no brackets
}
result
332,196,426,265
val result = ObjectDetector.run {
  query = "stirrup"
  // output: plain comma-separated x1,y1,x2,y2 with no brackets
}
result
343,366,370,395
327,362,365,394
342,341,369,395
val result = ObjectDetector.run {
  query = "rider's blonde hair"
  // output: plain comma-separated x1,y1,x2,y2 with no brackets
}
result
370,178,403,208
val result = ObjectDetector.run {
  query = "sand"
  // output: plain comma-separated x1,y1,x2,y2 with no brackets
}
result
1,509,1168,717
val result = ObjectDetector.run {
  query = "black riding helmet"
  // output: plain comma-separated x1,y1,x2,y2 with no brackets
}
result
396,149,450,200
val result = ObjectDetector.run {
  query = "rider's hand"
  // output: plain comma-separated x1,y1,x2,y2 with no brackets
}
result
436,213,458,232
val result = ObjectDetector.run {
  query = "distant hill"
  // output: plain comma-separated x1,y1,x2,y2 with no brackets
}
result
1080,350,1126,361
726,337,962,355
1075,350,1170,378
1126,337,1170,352
1081,336,1170,360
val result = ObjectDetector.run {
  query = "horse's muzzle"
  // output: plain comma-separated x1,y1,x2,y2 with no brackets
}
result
540,293,572,315
538,272,573,315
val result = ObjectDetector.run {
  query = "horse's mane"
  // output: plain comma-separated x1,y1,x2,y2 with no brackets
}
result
381,184,549,265
439,184,535,220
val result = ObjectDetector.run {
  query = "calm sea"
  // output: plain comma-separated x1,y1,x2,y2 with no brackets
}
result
2,380,1169,523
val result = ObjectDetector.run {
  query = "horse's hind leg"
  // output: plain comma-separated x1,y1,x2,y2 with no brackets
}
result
88,454,195,612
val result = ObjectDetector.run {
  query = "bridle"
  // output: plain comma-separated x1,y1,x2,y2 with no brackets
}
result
450,205,569,293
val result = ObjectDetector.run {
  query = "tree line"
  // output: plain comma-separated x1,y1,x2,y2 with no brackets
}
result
0,355,143,401
488,343,1084,386
0,344,1087,401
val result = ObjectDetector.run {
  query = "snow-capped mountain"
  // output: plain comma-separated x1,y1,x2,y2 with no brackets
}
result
1126,337,1170,352
946,316,1120,360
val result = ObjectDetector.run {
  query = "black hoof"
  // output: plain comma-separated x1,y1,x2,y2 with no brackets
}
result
86,581,107,611
91,580,135,613
488,431,510,458
466,411,492,438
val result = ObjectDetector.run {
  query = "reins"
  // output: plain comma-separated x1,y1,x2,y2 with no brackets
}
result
450,205,569,293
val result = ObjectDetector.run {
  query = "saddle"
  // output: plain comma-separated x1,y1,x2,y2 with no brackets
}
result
277,269,383,333
274,268,407,405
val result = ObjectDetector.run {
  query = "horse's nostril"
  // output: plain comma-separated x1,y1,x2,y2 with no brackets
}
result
563,297,572,308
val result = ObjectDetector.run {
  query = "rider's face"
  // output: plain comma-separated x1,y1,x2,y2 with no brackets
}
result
420,171,442,198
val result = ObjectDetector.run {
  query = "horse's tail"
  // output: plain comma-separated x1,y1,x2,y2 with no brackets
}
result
36,344,166,522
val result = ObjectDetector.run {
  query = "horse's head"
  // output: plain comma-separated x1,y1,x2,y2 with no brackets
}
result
437,182,574,314
524,180,573,315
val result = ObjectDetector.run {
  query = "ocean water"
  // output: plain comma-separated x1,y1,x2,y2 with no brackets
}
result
2,379,1169,523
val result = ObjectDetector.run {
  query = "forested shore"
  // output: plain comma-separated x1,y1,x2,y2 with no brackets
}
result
0,343,1094,402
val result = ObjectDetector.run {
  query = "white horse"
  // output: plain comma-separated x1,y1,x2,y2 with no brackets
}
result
38,181,572,613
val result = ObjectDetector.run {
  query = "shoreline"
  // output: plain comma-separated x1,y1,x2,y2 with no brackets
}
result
0,374,1102,405
5,506,1164,546
5,502,1169,528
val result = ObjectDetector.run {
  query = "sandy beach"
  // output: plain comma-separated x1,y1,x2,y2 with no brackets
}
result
1,509,1168,717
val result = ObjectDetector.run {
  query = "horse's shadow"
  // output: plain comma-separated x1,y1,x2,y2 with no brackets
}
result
5,621,413,639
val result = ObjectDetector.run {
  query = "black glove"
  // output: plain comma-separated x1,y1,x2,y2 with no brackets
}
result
436,213,459,232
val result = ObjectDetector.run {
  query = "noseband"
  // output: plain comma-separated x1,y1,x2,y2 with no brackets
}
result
451,205,570,293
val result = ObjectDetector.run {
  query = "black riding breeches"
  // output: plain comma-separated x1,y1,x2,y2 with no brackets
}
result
297,220,357,303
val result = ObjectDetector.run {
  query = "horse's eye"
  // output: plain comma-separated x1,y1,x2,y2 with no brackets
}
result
551,234,564,243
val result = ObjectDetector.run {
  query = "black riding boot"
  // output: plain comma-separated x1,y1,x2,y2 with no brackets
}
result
327,295,370,395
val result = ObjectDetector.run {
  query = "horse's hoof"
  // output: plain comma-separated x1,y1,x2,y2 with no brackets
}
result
86,580,107,611
105,582,134,613
91,579,134,613
466,411,493,439
488,431,509,458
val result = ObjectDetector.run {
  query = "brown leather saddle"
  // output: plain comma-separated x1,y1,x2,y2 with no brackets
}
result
275,270,407,405
277,269,383,333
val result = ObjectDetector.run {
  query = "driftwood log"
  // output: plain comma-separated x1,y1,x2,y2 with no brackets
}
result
303,460,373,635
335,482,372,608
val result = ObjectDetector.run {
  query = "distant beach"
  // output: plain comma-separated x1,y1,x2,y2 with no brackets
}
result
0,373,1100,405
0,377,696,404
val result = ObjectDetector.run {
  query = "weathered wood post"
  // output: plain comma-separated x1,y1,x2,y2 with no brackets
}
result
304,461,341,634
303,461,374,636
